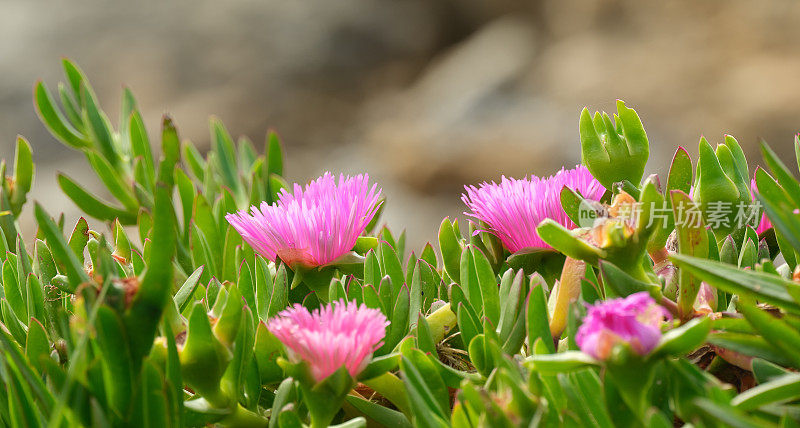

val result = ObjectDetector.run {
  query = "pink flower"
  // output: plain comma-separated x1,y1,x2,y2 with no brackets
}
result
226,172,382,267
462,165,605,252
751,176,772,235
576,292,669,360
268,300,389,382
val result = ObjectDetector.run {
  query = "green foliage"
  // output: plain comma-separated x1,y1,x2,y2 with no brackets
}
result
579,100,649,189
6,59,800,427
694,136,752,240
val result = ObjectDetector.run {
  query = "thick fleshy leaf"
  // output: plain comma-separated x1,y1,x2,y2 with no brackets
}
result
732,373,800,411
527,278,554,354
497,269,525,342
526,351,598,373
95,306,134,414
438,217,462,283
652,147,693,249
736,296,800,368
651,317,711,358
85,151,138,211
124,172,176,368
34,81,89,149
471,247,500,326
400,354,449,421
35,204,90,291
756,167,800,254
599,260,655,298
708,332,793,367
25,318,49,373
345,395,411,428
253,323,283,385
670,253,800,315
81,84,119,167
752,358,789,384
692,398,767,428
0,323,55,415
670,190,709,319
57,174,136,224
381,284,410,354
9,137,34,214
537,220,605,264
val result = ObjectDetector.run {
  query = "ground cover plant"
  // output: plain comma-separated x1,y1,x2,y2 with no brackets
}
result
1,60,800,427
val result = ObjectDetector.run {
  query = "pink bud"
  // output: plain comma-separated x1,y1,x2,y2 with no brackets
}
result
576,292,669,360
750,177,772,235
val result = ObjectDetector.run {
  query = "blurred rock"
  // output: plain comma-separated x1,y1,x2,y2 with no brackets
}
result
533,0,800,167
0,0,443,161
3,0,800,250
362,17,544,192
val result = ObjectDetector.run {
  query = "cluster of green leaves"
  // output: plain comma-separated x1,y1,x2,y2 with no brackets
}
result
0,60,294,427
664,138,800,426
4,59,800,428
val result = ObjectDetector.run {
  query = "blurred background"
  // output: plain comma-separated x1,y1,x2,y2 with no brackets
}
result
2,0,800,250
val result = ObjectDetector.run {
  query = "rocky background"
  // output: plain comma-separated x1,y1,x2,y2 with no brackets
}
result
2,0,800,249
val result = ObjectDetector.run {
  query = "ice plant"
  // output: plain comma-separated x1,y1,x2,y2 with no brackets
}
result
226,172,382,267
573,292,672,422
269,300,389,427
462,165,605,252
576,292,668,360
268,299,389,382
19,60,800,427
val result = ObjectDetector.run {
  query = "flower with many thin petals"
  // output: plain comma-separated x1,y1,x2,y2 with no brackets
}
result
268,300,389,382
751,177,772,235
576,292,669,360
226,173,382,267
462,165,605,252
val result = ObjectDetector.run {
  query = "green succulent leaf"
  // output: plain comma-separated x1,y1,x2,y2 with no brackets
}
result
526,351,598,373
34,81,89,149
438,217,462,284
670,253,800,315
57,174,137,224
651,317,711,358
537,219,605,264
670,190,709,319
732,373,800,411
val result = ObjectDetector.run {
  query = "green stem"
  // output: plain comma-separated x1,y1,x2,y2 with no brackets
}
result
612,252,661,290
426,303,457,344
607,361,656,424
362,372,412,417
203,387,230,410
300,382,350,428
621,257,650,284
220,404,269,428
311,417,333,428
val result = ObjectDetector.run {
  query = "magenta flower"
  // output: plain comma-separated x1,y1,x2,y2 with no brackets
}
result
750,176,772,235
462,165,605,252
268,300,389,382
226,172,382,267
576,292,669,360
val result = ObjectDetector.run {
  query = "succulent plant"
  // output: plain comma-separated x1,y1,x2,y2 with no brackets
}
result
3,59,800,427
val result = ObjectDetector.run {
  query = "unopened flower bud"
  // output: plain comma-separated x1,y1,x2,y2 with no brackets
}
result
576,292,669,360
